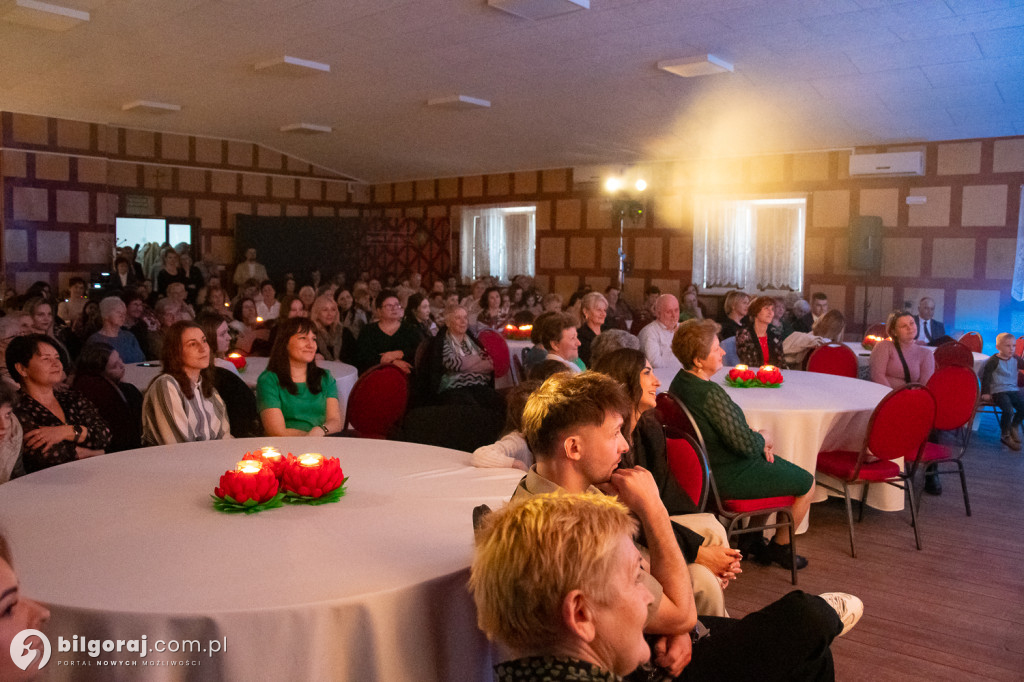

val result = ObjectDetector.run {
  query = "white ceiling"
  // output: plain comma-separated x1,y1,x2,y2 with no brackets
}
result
1,0,1023,183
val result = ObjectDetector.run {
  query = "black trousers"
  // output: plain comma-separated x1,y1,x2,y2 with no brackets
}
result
678,590,842,682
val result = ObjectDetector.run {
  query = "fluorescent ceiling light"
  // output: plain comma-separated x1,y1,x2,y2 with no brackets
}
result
1,0,89,31
121,100,181,114
657,54,734,78
254,55,330,76
280,123,332,134
487,0,587,20
427,95,491,109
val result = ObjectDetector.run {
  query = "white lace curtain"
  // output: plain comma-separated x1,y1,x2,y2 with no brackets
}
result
460,206,535,282
693,197,804,291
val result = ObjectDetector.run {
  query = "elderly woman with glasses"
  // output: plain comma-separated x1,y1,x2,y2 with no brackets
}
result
7,334,111,473
353,289,420,374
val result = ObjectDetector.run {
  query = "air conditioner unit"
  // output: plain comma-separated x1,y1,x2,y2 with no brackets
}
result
848,151,925,177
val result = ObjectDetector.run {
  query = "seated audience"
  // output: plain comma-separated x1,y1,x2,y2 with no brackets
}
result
195,312,238,375
476,286,509,331
794,292,829,333
604,285,631,330
310,294,346,362
717,290,749,341
165,282,195,320
535,312,582,373
425,306,501,409
256,280,280,321
64,300,102,361
23,297,58,338
577,291,610,367
461,279,488,319
155,249,189,298
257,317,342,437
404,293,438,344
336,288,366,340
669,320,814,569
734,295,785,368
107,256,137,292
7,334,111,472
0,533,51,681
57,277,88,323
496,372,861,680
680,283,707,322
588,328,641,367
354,290,420,374
71,343,143,453
869,310,935,389
233,247,268,292
783,310,846,369
197,313,261,438
540,292,563,314
148,297,182,360
980,332,1024,451
0,383,25,483
297,285,317,310
177,249,205,305
593,348,740,616
141,321,231,445
87,296,146,364
523,288,543,317
0,313,33,390
914,296,948,346
200,285,232,319
638,294,681,368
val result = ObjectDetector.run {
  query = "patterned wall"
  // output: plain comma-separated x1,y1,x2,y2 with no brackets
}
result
0,111,365,293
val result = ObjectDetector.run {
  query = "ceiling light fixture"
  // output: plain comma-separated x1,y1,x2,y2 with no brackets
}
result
657,54,734,78
1,0,89,31
121,100,181,114
254,55,330,76
427,95,491,110
279,123,332,134
487,0,588,20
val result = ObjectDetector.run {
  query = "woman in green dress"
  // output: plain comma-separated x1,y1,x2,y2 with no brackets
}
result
668,319,814,571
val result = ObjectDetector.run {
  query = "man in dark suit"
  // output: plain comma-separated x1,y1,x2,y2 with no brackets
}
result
913,297,946,346
793,292,828,333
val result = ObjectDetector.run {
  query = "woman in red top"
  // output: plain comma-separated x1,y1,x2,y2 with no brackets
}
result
734,296,785,368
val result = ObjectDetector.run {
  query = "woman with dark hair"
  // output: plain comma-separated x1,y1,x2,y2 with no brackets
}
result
0,382,25,483
256,316,342,437
869,310,935,389
71,343,143,452
475,286,508,330
155,249,189,298
404,292,437,343
353,289,420,374
668,319,814,571
7,334,111,472
107,256,136,291
141,321,230,445
197,312,262,438
734,295,785,368
336,288,365,341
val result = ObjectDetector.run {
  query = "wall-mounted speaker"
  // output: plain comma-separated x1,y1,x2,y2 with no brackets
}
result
848,215,883,271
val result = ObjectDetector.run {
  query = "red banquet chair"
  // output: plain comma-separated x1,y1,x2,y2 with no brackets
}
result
816,384,936,558
922,366,980,516
805,343,859,378
655,392,799,584
476,329,512,381
342,363,409,439
933,341,974,370
864,323,886,337
959,331,983,353
664,434,710,514
1015,337,1024,359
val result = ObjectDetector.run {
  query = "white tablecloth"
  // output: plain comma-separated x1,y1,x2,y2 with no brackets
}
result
842,341,988,376
0,438,523,681
123,358,358,409
654,366,901,519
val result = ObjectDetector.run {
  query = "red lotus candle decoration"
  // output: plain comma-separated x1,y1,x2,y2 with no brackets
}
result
242,447,287,478
861,334,885,350
503,323,533,340
725,364,783,388
226,352,247,371
281,453,348,505
756,364,784,387
211,459,285,514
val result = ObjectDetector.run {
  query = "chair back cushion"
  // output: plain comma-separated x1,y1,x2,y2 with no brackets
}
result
655,392,700,442
865,323,886,337
665,435,709,511
866,384,936,462
805,343,859,378
477,329,511,378
345,363,409,437
959,332,983,353
933,341,974,369
926,366,979,431
1015,337,1024,359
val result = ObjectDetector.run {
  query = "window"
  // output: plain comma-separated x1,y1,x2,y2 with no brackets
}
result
692,196,806,293
116,217,196,250
460,204,536,283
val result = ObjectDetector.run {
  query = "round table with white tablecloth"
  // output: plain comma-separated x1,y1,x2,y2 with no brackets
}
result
0,438,523,681
654,366,901,523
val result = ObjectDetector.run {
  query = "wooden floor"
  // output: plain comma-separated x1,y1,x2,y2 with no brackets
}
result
723,418,1024,681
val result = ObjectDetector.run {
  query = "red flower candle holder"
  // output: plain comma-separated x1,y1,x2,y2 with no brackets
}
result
756,364,784,387
211,459,285,514
502,323,533,341
725,364,759,387
281,453,348,505
242,447,288,479
226,352,247,371
861,334,885,350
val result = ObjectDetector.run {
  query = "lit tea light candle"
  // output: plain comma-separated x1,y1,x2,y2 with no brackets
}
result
236,460,263,474
259,446,283,462
734,364,748,371
760,365,776,372
256,316,264,323
298,453,324,468
520,324,532,332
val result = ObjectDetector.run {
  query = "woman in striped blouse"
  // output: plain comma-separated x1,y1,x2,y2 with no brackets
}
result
141,320,231,445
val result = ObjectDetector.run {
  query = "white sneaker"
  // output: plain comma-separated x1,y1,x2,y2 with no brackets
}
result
819,592,863,637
